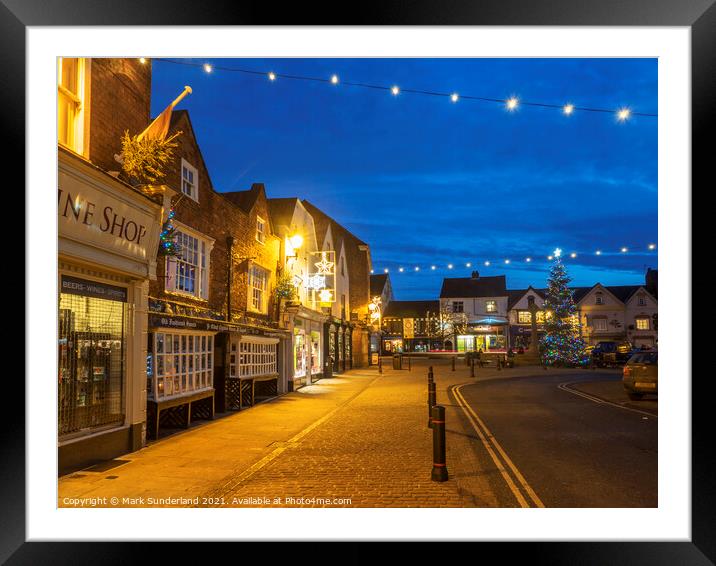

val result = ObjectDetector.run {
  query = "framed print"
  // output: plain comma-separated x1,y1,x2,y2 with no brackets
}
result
6,0,710,561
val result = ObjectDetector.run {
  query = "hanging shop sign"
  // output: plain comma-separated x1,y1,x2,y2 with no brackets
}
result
60,275,127,302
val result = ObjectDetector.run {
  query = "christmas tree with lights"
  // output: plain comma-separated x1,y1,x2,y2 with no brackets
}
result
539,250,590,366
158,201,181,257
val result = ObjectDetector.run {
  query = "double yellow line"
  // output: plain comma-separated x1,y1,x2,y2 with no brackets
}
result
452,383,545,508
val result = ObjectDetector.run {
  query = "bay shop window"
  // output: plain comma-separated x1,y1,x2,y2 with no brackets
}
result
147,331,215,400
228,336,279,379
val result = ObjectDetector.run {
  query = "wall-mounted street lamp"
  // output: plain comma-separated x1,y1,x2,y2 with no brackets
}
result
285,233,304,260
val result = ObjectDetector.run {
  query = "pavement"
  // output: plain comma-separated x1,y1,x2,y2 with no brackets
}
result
58,359,620,508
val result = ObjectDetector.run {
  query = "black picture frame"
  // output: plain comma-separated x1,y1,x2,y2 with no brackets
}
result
5,0,707,562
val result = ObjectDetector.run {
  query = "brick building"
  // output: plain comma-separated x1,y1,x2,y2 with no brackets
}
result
146,109,288,436
58,58,163,473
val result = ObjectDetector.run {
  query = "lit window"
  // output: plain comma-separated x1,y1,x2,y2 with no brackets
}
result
256,217,266,244
485,300,497,313
181,159,199,201
593,318,608,331
635,318,650,330
57,57,87,154
165,228,212,299
250,264,269,312
149,331,214,399
230,338,278,378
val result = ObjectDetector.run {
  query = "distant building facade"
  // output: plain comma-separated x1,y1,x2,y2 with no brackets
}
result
381,300,440,353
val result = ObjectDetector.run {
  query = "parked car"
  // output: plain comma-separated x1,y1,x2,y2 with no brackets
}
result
622,351,658,400
591,341,634,367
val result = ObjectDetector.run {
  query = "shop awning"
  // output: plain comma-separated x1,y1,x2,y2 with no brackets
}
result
469,316,508,325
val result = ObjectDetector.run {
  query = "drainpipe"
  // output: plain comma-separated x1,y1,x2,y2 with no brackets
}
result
226,236,234,322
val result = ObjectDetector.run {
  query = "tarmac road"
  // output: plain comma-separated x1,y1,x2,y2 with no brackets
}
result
453,371,657,507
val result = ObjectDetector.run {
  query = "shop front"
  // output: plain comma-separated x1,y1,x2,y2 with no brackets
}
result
287,307,326,389
509,325,545,350
326,319,353,374
456,321,508,352
58,148,163,474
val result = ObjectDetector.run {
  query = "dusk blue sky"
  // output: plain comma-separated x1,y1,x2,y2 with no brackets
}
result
151,58,657,300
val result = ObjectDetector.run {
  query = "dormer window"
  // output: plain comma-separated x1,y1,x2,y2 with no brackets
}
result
638,296,647,306
181,158,198,201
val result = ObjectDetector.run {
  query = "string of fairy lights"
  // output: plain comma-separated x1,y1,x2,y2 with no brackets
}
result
145,58,657,122
371,244,657,275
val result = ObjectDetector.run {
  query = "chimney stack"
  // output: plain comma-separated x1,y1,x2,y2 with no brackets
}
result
471,270,480,280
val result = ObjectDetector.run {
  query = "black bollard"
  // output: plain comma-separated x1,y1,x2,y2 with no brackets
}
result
451,356,456,372
470,357,475,377
428,366,434,383
408,355,411,372
427,381,436,428
378,357,383,374
430,405,448,482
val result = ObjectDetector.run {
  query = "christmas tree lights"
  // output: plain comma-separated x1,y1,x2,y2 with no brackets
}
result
539,252,590,367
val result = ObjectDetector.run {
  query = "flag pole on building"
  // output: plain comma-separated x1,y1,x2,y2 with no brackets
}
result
114,85,192,163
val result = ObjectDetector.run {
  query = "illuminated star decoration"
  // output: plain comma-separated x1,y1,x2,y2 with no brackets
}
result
306,274,326,290
319,289,333,303
553,248,562,259
314,253,335,275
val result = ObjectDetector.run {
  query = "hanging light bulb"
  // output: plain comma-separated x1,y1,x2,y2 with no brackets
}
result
466,262,472,267
431,265,436,270
331,74,339,85
563,103,574,115
447,264,453,269
570,252,577,258
621,247,628,253
595,250,602,256
203,63,213,73
648,243,656,250
617,108,631,122
414,266,420,271
450,93,459,103
525,257,532,262
484,261,490,266
268,72,276,81
399,267,404,272
391,85,400,96
506,97,519,111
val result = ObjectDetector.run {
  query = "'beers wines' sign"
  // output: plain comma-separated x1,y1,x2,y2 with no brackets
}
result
58,156,161,268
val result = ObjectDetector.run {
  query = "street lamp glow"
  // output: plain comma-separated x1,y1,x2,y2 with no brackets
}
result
648,243,656,250
617,108,631,122
506,97,519,111
570,252,577,258
466,262,472,267
203,63,213,73
414,266,420,271
399,267,404,272
288,234,303,250
431,265,436,270
450,93,459,103
391,85,400,96
384,268,389,273
330,74,339,84
547,255,553,261
268,72,276,81
370,269,374,274
504,259,510,264
563,103,574,115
